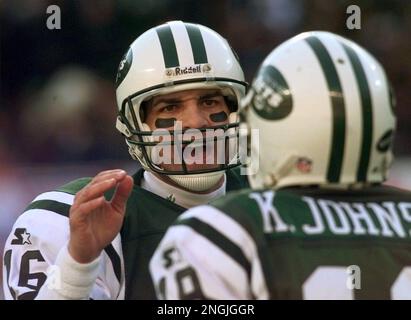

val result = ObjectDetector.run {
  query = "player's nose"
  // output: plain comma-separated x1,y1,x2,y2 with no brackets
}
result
182,104,209,129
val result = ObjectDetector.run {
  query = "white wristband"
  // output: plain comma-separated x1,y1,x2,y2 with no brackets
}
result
47,244,101,299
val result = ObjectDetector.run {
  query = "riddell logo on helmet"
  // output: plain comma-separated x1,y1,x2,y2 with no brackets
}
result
166,64,211,77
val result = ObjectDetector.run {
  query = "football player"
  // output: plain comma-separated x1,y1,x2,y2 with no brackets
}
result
150,31,411,299
3,21,248,299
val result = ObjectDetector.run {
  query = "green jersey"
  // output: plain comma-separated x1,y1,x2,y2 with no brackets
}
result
150,185,411,299
3,168,247,300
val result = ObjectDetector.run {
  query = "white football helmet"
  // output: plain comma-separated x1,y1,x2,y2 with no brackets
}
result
115,20,247,191
241,31,396,190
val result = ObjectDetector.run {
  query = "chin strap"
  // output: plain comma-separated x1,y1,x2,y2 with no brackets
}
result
169,171,225,192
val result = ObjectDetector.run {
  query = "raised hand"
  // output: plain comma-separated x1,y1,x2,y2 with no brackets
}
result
68,169,133,263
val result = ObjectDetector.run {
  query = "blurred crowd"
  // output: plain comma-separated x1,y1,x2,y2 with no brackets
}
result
0,0,411,300
1,0,410,167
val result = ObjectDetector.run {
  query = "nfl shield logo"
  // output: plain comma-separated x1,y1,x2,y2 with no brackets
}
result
296,157,312,173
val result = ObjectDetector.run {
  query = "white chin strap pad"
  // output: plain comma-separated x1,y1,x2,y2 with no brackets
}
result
169,171,225,192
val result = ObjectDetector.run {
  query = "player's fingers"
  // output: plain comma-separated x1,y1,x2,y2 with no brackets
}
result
89,170,127,186
96,169,126,178
74,196,106,219
111,175,134,213
75,178,118,205
75,170,126,201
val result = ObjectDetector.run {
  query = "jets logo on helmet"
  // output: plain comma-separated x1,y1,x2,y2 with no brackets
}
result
250,65,292,120
242,31,396,190
115,48,133,89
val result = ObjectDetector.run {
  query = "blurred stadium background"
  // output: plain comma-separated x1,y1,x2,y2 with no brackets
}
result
1,0,410,299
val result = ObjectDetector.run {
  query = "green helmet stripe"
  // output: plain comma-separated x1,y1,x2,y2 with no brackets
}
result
306,36,346,183
156,25,179,68
184,23,208,64
341,42,373,182
176,217,251,280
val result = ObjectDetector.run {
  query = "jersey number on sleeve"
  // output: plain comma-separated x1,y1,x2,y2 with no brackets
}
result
4,249,47,300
